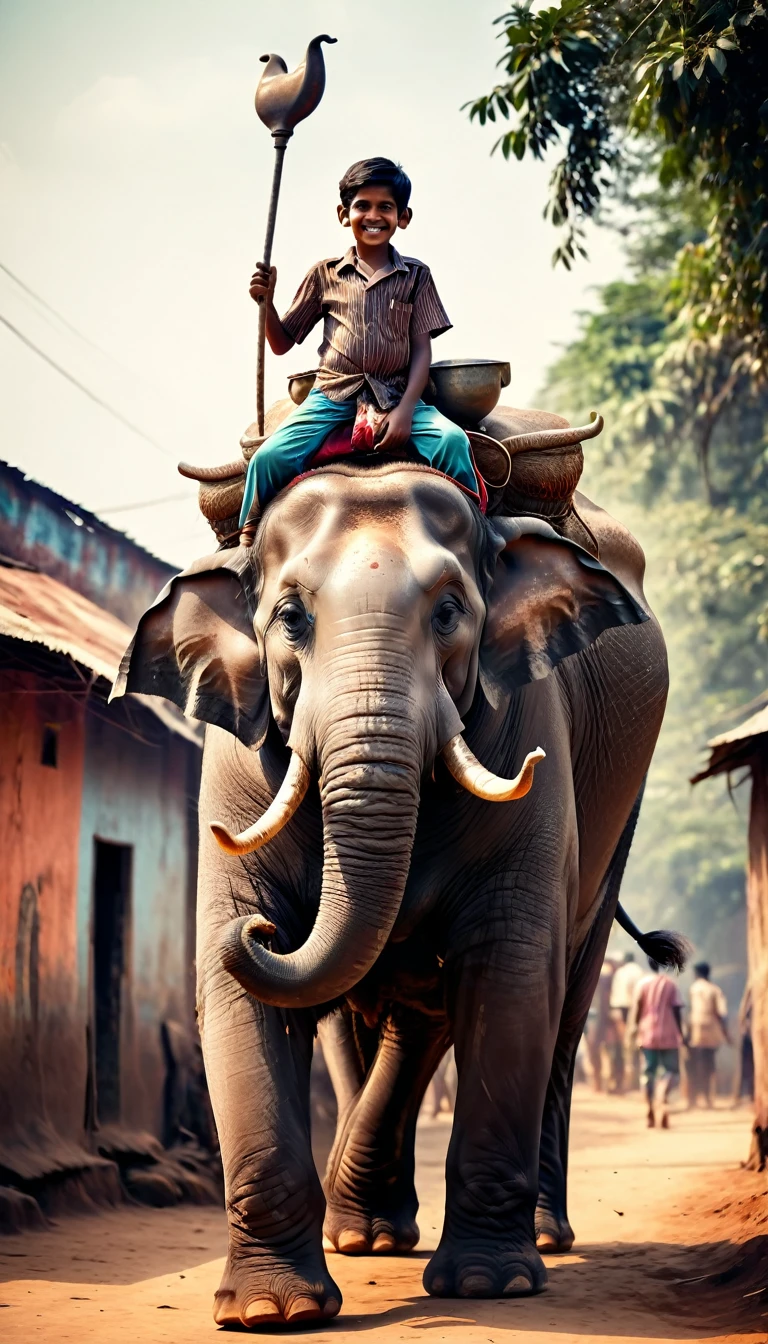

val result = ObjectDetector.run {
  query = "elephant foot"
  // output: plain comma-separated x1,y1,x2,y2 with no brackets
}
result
212,1248,341,1329
535,1206,575,1254
424,1233,547,1298
323,1199,420,1255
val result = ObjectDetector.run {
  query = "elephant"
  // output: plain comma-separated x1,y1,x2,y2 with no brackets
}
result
112,401,684,1328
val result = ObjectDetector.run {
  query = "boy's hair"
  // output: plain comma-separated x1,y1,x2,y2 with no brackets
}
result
339,158,412,214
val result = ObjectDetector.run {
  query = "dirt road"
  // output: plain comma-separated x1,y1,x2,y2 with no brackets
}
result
1,1088,764,1343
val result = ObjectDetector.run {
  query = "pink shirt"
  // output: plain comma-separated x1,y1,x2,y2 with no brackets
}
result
632,973,683,1049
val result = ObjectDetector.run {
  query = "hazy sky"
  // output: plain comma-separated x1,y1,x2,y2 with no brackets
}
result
0,0,626,567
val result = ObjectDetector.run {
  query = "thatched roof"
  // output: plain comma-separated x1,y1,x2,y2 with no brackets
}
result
691,703,768,784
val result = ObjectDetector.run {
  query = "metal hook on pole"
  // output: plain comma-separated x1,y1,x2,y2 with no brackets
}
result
253,34,337,435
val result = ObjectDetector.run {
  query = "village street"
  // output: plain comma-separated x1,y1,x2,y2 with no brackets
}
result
1,1087,764,1344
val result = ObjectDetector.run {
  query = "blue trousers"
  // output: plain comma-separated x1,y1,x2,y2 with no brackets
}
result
239,388,477,522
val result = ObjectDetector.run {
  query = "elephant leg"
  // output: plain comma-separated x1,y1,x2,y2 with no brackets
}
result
318,1005,366,1119
425,915,564,1300
198,958,340,1329
323,1005,450,1256
537,785,646,1253
535,1012,586,1254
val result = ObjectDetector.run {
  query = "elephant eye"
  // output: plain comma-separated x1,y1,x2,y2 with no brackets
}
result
276,600,311,641
433,595,464,636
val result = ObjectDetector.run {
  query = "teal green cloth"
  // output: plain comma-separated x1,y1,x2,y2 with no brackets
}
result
239,388,477,523
641,1048,680,1087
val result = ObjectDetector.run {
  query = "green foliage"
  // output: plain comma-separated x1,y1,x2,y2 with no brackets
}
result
468,0,768,366
539,189,768,941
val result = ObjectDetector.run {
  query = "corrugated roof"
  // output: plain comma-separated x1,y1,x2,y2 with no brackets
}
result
0,562,201,746
691,703,768,784
0,562,131,681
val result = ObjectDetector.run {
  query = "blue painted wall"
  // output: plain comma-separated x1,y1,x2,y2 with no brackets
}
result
0,460,175,628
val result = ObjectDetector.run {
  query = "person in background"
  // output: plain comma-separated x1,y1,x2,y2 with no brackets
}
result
687,961,730,1108
586,958,618,1092
428,1047,457,1118
732,981,754,1105
609,951,645,1092
628,957,684,1128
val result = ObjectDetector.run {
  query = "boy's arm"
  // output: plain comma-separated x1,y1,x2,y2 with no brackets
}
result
377,332,432,450
249,262,295,356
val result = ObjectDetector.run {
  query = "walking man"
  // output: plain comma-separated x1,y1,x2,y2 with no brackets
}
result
687,961,729,1107
628,957,684,1128
610,951,644,1092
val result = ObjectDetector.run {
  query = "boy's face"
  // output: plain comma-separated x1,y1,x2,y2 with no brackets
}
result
337,184,411,247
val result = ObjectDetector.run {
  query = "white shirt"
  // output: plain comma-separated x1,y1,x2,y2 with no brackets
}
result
610,960,644,1009
688,977,727,1048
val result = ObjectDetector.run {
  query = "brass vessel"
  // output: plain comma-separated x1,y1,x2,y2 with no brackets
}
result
427,359,511,427
287,357,512,428
288,369,317,405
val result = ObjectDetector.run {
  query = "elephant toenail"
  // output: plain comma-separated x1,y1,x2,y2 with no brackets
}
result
322,1234,336,1252
428,1274,449,1295
212,1291,239,1326
243,1298,281,1324
323,1297,341,1317
459,1273,494,1296
504,1274,533,1295
338,1230,369,1254
372,1232,396,1253
536,1232,558,1252
285,1295,323,1321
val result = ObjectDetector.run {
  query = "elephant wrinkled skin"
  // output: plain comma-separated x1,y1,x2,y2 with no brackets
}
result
112,460,667,1327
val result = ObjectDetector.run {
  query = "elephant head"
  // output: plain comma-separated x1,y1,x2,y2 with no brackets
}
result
111,463,646,1010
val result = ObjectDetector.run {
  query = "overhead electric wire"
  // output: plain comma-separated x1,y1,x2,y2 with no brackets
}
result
0,312,175,457
0,260,111,354
96,491,193,514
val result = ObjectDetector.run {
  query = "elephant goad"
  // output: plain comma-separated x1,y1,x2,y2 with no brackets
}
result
112,410,679,1328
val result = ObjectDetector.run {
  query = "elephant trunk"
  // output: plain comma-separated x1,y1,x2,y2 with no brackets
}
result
219,643,423,1009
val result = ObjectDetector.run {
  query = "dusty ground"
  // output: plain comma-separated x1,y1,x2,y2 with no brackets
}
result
1,1086,766,1343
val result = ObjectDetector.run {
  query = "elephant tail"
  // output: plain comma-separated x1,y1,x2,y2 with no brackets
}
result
614,902,691,971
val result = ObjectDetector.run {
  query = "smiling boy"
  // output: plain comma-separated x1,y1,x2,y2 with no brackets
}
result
239,157,478,527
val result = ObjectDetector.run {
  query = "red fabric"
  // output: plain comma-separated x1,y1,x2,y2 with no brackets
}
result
303,431,488,513
311,424,355,464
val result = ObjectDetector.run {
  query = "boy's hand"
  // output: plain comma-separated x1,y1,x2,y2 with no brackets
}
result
376,403,413,450
249,262,276,304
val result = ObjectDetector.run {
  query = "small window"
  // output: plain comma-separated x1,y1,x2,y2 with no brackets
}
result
41,725,59,768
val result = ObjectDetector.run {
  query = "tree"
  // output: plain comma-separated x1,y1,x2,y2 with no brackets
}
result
466,1,768,370
538,178,768,941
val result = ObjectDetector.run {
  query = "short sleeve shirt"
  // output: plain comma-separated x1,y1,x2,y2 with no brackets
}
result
610,960,644,1010
688,978,727,1048
279,245,451,410
632,973,683,1049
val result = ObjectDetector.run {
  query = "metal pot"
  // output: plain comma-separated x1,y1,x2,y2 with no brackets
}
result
288,370,317,405
428,359,511,427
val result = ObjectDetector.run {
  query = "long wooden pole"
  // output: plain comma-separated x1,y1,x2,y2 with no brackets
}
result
256,133,289,436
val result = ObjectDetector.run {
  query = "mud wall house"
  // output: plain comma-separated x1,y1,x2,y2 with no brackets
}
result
0,461,208,1228
693,707,768,1170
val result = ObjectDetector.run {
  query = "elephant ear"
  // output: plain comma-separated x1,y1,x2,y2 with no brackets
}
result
480,517,648,706
110,548,269,748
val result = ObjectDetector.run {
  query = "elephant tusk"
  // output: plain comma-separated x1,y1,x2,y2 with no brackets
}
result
210,752,310,856
442,736,545,802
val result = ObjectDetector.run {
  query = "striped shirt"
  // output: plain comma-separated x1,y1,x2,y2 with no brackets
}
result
280,245,451,410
